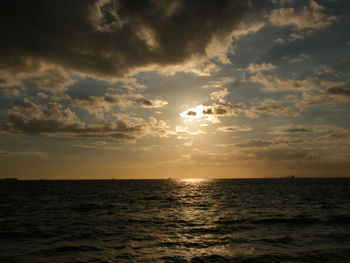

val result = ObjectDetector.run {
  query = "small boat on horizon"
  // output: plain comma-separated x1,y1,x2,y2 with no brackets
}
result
280,175,296,179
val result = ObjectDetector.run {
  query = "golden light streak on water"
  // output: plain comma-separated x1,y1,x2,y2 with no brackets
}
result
180,178,207,184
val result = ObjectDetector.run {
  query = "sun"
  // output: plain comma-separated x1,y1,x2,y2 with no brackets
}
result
180,105,206,122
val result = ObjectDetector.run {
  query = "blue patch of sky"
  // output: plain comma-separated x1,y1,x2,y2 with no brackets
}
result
67,77,111,98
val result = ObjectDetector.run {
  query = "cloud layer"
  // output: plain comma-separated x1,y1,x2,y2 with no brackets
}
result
0,0,260,81
0,99,168,140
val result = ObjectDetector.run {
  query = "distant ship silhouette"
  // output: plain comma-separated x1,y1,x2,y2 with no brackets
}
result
280,175,295,179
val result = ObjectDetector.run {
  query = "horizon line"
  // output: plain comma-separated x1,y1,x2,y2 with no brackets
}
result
1,176,350,181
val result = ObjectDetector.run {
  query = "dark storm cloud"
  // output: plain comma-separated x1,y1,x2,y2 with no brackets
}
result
0,0,259,79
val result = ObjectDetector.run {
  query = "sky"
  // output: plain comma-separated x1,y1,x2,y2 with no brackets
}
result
0,0,349,179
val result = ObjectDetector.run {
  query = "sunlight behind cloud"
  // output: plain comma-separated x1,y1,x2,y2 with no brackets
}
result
180,105,206,122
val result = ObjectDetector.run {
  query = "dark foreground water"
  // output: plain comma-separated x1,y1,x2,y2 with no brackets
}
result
0,178,350,263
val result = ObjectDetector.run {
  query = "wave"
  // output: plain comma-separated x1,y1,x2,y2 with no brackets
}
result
161,248,350,263
0,231,25,239
250,216,321,225
1,179,349,263
29,245,103,256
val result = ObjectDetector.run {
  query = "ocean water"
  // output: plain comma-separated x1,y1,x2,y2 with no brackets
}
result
0,178,350,263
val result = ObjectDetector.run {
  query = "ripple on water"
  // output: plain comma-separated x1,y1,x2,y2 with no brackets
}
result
0,178,349,263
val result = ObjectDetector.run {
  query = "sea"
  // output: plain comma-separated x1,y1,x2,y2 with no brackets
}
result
0,178,349,263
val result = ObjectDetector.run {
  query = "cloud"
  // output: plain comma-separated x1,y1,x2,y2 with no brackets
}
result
253,148,318,161
30,67,76,95
252,104,283,111
174,146,319,166
242,99,299,118
313,125,350,134
273,125,311,134
310,125,350,145
210,88,229,103
137,99,168,108
71,93,167,117
71,94,134,117
325,86,350,97
0,150,47,158
217,125,251,133
71,140,107,149
320,80,346,88
283,127,310,133
269,1,336,43
171,126,206,139
273,38,285,44
297,92,332,108
278,31,315,43
269,0,336,30
315,66,337,76
178,150,232,165
180,103,236,123
236,139,273,148
252,125,350,148
0,0,262,82
297,87,350,108
282,53,310,63
1,99,84,135
248,104,298,117
316,132,350,144
202,104,236,116
246,62,277,72
201,77,234,89
1,88,22,97
250,72,317,91
0,99,168,140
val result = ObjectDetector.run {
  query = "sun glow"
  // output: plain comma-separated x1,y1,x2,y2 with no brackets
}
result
180,105,206,122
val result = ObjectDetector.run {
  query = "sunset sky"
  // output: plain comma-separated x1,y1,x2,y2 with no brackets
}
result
0,0,349,179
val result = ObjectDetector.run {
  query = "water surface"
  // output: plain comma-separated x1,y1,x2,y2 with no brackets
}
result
1,178,349,262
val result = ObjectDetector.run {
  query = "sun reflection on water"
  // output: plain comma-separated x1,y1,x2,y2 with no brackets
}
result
180,178,207,184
